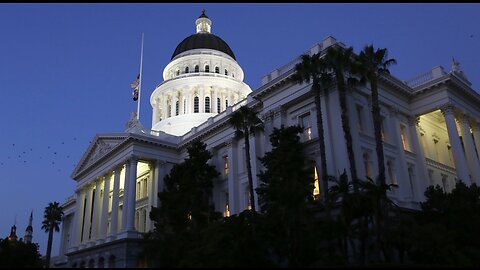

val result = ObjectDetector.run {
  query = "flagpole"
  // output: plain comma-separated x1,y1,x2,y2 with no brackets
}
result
137,32,144,120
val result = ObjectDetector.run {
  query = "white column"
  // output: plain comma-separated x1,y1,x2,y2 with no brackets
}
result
200,88,205,113
326,89,349,179
227,139,238,214
151,160,160,209
99,172,110,242
249,133,260,211
146,163,155,232
82,183,93,243
152,99,159,126
108,166,121,240
459,114,480,184
408,116,429,201
472,121,480,162
346,89,363,181
171,96,177,117
71,189,84,249
90,178,102,242
441,104,471,184
389,108,408,200
161,95,167,119
213,89,218,113
125,157,138,231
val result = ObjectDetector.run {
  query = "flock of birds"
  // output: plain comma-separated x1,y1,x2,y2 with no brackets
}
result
0,137,91,173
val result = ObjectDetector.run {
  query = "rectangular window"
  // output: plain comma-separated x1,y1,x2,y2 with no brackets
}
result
313,166,320,200
356,104,364,132
387,160,397,186
400,124,410,150
299,112,312,141
363,152,373,179
224,192,230,217
441,174,449,192
223,156,229,178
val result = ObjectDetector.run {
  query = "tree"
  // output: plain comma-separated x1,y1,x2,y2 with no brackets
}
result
323,46,360,191
144,139,221,267
228,105,263,212
291,53,331,208
256,125,319,267
0,238,43,268
357,45,396,187
42,201,64,268
409,182,480,266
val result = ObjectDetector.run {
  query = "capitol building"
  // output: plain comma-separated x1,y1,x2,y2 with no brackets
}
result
56,11,480,267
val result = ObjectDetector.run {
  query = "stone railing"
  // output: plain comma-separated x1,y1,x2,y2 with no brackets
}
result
406,66,447,88
425,157,456,175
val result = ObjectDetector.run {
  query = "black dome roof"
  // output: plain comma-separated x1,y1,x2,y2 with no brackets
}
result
171,32,236,60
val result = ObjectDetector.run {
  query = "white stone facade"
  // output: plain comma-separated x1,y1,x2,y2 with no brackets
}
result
57,15,480,268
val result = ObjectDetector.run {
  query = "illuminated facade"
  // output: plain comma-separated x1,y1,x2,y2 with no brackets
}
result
56,11,480,268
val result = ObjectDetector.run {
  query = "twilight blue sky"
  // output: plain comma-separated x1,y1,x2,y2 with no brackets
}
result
0,3,479,257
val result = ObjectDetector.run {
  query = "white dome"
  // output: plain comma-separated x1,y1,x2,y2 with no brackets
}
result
150,12,252,136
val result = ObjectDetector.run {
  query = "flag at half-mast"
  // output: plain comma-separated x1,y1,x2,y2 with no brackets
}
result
130,74,140,101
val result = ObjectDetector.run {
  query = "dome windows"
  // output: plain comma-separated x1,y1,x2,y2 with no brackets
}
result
205,65,210,72
185,66,189,73
215,66,219,74
205,97,211,113
224,69,228,76
194,97,199,113
194,65,199,72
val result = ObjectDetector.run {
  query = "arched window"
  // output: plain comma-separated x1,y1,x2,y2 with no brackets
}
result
183,99,186,114
98,257,105,268
175,100,179,116
224,69,228,76
108,255,116,268
88,259,95,268
175,69,180,76
194,65,199,72
225,99,229,108
215,66,219,73
205,97,210,113
194,97,199,113
205,65,210,72
217,98,221,112
232,73,235,78
185,66,189,73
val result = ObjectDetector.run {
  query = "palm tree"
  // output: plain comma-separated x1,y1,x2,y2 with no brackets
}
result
291,53,331,209
323,46,360,191
42,201,64,268
357,45,397,187
228,105,263,212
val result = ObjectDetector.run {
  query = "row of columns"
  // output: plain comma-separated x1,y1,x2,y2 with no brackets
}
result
152,88,241,124
69,157,170,251
440,103,480,185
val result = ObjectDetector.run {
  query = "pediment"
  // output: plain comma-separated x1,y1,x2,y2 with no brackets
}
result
72,134,128,179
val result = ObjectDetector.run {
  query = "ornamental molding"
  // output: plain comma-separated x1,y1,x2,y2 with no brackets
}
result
439,102,456,116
